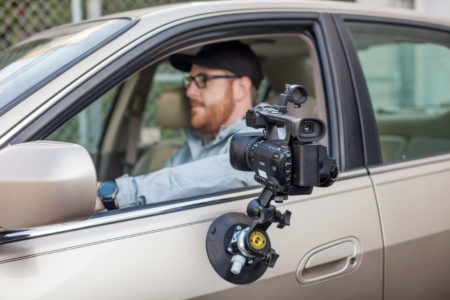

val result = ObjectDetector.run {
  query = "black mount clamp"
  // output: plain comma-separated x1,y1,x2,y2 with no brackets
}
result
206,187,292,284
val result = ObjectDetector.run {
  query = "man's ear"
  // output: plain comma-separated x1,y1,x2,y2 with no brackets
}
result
232,76,252,102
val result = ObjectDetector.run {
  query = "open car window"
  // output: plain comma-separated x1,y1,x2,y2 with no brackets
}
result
46,34,326,213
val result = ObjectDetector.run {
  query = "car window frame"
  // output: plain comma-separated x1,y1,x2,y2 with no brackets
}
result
0,11,364,242
333,13,450,167
318,13,367,171
8,12,349,163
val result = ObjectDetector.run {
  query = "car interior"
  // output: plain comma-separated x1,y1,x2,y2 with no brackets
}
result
376,108,450,162
349,23,450,163
61,33,328,183
47,29,450,189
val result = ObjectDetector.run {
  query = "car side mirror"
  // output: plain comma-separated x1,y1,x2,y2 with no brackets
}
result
0,141,97,231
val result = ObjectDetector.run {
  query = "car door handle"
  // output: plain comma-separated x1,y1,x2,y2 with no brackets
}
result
296,237,360,284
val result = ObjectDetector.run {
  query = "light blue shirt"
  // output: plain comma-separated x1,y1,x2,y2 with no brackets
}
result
115,118,260,208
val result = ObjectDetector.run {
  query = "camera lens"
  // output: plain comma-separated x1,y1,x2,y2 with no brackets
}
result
230,133,264,171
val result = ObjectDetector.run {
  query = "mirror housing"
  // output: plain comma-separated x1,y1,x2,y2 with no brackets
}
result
0,141,97,231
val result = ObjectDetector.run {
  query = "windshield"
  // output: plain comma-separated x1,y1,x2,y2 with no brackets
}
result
0,19,130,115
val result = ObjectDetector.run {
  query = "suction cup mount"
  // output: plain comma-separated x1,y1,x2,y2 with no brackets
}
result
206,188,292,284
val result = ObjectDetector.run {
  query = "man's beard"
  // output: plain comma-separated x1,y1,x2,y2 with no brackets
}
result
191,97,234,134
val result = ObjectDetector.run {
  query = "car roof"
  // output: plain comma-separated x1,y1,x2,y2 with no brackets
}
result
102,0,450,27
18,0,449,50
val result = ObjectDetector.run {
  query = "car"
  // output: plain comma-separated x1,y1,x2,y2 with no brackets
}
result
0,1,449,299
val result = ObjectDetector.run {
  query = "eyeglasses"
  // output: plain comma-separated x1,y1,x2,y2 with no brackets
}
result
183,73,240,89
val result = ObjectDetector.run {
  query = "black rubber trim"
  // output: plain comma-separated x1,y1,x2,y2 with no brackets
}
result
338,14,450,34
8,12,320,146
332,14,382,167
97,186,262,217
0,18,137,117
317,13,365,171
313,21,340,170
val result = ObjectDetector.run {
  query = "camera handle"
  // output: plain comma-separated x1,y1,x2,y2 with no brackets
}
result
273,84,308,113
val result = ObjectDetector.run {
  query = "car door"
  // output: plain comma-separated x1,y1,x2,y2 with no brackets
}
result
0,7,383,300
337,14,450,300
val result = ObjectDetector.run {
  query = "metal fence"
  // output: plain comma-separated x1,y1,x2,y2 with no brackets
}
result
0,0,201,51
0,0,71,50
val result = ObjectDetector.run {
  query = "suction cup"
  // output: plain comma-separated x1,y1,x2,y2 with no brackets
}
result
205,212,268,284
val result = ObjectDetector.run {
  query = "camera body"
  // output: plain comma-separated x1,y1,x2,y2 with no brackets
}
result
230,84,337,196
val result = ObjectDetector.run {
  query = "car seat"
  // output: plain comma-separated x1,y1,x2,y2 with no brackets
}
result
132,87,190,175
377,108,450,162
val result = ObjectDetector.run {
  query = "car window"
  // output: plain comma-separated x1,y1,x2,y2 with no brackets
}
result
46,87,119,162
47,34,326,211
132,61,186,175
132,35,326,178
0,19,130,115
346,22,450,163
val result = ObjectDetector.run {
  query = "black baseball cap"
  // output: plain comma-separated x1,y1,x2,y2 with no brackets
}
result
170,41,263,88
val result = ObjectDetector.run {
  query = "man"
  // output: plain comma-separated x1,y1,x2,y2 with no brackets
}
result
96,41,263,211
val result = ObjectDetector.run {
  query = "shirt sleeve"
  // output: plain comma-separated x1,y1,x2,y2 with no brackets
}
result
114,153,259,209
164,145,190,168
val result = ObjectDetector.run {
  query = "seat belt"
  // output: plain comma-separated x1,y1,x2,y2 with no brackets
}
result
124,93,145,174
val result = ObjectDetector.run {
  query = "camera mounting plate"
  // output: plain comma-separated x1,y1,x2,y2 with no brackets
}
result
206,213,268,284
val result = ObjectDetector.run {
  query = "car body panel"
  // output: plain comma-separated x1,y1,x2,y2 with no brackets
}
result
335,10,450,299
0,171,382,299
369,154,450,299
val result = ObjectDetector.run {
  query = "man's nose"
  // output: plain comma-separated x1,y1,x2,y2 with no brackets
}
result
186,81,199,99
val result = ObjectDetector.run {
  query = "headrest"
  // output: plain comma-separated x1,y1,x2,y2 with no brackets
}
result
157,87,191,129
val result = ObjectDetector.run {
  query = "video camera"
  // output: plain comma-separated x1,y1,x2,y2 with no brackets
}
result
206,84,338,285
230,84,337,196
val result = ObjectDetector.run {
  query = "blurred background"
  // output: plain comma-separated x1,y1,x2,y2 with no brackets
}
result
1,0,449,51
